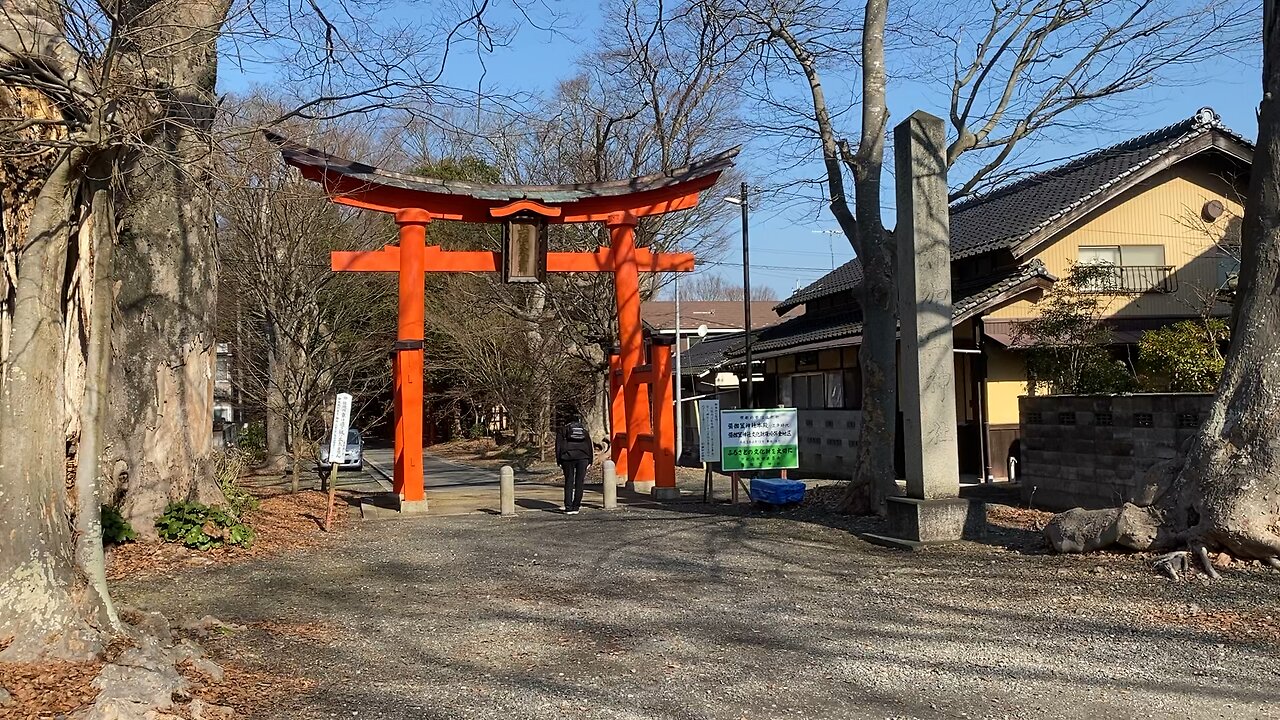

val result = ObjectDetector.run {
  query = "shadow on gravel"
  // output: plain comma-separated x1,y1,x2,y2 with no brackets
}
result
621,480,1051,555
516,498,560,512
118,491,1280,719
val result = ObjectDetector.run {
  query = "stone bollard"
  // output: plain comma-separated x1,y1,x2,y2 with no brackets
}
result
500,466,516,517
602,460,618,510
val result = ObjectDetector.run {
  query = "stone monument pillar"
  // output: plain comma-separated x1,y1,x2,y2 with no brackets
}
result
896,111,961,501
866,111,984,549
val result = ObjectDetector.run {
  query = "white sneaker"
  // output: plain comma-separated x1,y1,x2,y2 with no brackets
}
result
566,509,580,515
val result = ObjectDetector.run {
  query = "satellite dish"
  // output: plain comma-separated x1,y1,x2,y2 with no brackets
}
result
697,324,709,337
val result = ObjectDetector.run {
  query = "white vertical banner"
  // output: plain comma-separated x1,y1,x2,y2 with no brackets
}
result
327,393,353,462
697,398,721,463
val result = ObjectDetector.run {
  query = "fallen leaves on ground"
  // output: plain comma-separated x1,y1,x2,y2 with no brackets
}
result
187,662,316,718
986,504,1055,532
0,640,134,720
0,659,102,719
107,489,354,581
246,621,344,644
1135,602,1280,646
428,438,558,475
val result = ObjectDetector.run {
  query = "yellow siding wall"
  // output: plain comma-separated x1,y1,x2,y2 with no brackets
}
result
987,158,1243,321
984,343,1027,426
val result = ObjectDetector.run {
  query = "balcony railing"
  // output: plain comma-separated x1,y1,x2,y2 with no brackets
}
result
1082,265,1176,294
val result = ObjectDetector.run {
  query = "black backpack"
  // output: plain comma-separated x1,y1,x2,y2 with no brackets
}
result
565,423,588,442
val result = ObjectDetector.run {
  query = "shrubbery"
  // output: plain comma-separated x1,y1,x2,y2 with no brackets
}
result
236,421,268,464
1138,319,1229,392
155,501,254,550
215,447,261,517
101,505,137,545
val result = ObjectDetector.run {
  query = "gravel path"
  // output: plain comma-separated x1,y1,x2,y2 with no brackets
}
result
117,503,1280,720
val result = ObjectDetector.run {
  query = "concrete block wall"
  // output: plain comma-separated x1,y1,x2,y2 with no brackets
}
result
1019,393,1213,511
798,409,862,477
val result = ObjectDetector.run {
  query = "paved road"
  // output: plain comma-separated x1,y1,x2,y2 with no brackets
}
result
362,447,500,488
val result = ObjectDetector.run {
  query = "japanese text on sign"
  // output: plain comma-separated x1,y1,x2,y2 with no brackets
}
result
719,408,799,471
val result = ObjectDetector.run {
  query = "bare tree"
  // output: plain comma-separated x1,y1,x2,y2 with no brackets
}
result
675,273,779,301
0,0,519,661
707,0,1254,511
404,0,749,448
1046,2,1280,574
216,98,396,492
0,0,237,663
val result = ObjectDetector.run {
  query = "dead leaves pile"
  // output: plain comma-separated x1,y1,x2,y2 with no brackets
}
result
1137,602,1280,646
0,640,132,720
188,663,316,718
0,658,102,719
986,504,1055,532
107,490,353,581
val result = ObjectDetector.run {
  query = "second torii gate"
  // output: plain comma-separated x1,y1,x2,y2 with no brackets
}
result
269,133,738,510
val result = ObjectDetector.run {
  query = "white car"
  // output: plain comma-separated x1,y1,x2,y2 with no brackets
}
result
319,428,364,470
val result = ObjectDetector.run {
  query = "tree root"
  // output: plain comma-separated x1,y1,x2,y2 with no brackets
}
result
1153,551,1189,580
1192,543,1221,580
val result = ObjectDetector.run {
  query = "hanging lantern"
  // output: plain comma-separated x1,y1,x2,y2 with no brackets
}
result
502,213,548,283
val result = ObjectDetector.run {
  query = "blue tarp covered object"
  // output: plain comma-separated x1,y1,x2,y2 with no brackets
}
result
750,477,806,505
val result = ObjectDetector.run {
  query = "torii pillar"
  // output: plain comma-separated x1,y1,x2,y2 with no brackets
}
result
392,209,429,508
608,212,656,490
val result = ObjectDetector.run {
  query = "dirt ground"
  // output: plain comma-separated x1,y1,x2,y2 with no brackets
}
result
114,500,1280,720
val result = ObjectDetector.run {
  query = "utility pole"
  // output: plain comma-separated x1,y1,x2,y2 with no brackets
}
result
673,257,683,460
737,181,752,407
726,182,753,408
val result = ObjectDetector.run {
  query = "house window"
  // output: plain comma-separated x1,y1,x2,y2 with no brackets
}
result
842,367,863,410
825,371,844,408
1217,250,1241,291
787,371,850,409
790,373,825,409
1078,245,1173,293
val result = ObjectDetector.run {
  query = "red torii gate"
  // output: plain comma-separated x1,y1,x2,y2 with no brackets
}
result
268,133,738,510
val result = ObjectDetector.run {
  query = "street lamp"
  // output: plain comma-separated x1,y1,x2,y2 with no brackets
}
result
724,181,753,409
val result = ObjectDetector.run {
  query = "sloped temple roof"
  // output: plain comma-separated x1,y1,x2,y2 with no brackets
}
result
266,131,740,222
775,108,1253,314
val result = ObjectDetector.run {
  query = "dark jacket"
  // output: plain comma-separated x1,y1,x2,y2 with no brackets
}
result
555,421,594,463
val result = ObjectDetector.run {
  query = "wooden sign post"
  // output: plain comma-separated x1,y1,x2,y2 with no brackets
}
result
324,392,352,531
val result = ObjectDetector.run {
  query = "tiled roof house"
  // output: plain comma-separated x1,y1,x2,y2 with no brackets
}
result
693,107,1252,480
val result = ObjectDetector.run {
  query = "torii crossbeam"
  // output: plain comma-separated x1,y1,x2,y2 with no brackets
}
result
270,133,738,510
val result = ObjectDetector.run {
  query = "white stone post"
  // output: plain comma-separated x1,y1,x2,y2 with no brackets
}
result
602,460,618,510
500,466,516,517
895,110,961,500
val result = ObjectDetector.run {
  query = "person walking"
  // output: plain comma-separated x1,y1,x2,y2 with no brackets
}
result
555,411,593,514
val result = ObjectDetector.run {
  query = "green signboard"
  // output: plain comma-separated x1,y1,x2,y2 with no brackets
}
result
719,409,799,471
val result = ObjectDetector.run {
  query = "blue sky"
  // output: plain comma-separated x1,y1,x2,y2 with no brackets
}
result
221,0,1263,299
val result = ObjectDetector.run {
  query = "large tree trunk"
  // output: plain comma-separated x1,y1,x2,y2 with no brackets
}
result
1163,2,1280,561
105,2,229,534
847,226,897,512
586,362,609,449
841,0,896,513
1046,4,1280,566
264,322,292,471
0,147,106,661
